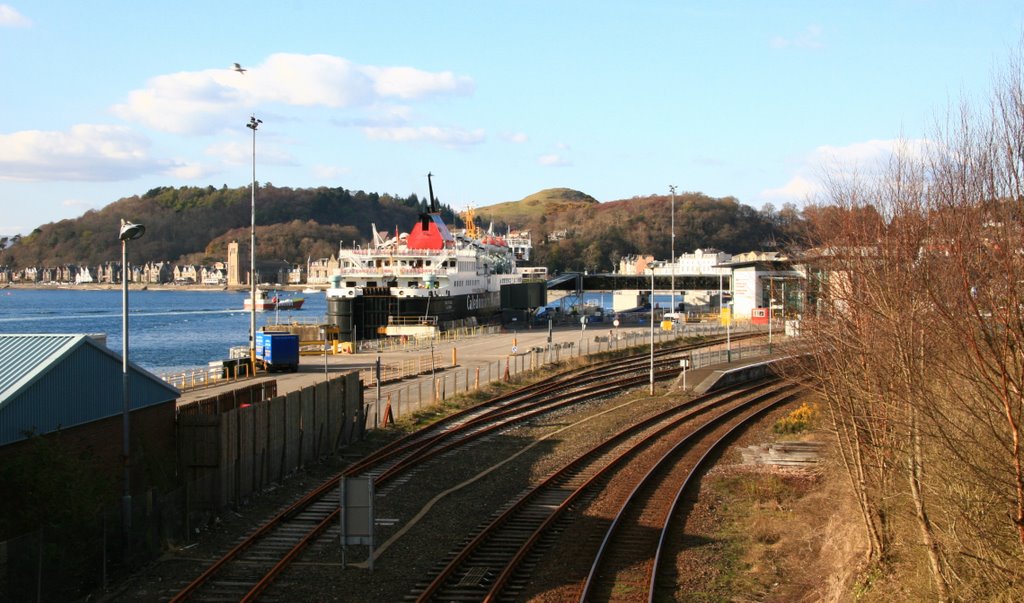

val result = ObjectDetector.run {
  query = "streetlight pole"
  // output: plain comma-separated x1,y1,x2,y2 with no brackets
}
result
119,219,145,554
669,185,676,317
247,115,262,377
649,268,655,395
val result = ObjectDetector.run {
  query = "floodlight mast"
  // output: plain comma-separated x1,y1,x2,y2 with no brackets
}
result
247,115,261,376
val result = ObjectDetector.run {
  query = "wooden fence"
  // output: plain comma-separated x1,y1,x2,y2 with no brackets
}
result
177,372,363,513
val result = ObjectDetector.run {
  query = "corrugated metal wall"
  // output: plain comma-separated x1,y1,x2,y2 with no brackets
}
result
0,340,179,446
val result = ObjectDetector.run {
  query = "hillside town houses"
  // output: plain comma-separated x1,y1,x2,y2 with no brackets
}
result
0,261,233,286
0,239,314,287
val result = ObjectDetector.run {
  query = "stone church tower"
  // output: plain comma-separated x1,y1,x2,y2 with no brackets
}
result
227,241,241,287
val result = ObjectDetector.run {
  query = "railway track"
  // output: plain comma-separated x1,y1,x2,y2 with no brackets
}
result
168,333,765,602
407,379,800,601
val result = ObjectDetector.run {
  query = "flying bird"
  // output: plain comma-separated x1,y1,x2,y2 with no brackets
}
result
233,62,247,74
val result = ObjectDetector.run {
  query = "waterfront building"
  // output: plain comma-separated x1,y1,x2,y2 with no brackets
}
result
174,264,200,284
307,256,339,284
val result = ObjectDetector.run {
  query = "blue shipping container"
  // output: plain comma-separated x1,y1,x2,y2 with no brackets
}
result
255,331,300,372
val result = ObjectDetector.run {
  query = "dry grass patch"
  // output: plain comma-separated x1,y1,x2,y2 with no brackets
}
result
678,442,866,602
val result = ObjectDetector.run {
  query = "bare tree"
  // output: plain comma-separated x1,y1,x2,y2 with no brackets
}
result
798,47,1024,599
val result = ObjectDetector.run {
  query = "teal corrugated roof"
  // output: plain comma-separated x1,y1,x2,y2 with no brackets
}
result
0,334,180,446
0,334,81,405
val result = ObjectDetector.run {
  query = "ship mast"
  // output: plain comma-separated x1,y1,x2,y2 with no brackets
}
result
427,172,439,214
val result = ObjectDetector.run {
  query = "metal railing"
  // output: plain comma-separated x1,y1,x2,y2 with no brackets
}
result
162,361,253,391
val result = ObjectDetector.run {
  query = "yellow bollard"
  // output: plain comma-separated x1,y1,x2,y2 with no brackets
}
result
452,348,457,367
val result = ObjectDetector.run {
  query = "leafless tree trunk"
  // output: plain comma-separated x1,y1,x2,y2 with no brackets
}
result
800,48,1024,598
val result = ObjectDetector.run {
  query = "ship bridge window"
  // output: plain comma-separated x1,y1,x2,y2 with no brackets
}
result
367,281,377,287
346,281,356,287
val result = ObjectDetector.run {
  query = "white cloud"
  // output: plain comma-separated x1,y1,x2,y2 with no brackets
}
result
770,24,824,50
814,138,934,170
113,53,475,135
0,5,30,27
538,154,571,167
760,138,937,203
312,164,351,179
0,125,165,181
363,65,474,99
506,132,528,144
362,126,485,147
167,162,222,180
762,175,819,201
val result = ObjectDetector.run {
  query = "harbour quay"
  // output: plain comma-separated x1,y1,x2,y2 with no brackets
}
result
177,318,766,429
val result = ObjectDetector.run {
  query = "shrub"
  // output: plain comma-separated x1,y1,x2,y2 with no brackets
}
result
773,402,818,434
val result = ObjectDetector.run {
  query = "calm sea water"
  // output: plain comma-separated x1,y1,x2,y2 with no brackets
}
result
0,288,326,376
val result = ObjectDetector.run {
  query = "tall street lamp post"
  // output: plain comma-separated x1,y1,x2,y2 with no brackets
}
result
669,185,676,317
119,219,145,551
247,115,262,376
649,268,655,395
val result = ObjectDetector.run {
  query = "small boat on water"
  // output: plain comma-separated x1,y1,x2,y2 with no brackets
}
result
277,296,305,310
243,290,305,312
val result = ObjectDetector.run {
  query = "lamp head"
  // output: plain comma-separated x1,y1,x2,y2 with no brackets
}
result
119,219,145,241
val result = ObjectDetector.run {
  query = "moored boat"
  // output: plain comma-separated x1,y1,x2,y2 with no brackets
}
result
243,290,305,312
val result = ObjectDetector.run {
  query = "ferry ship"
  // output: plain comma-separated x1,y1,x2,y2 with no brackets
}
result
325,174,524,343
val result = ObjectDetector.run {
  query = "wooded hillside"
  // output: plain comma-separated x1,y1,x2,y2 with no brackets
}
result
484,190,805,273
0,184,807,273
0,184,443,268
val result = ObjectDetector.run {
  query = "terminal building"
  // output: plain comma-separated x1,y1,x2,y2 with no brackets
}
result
551,249,807,323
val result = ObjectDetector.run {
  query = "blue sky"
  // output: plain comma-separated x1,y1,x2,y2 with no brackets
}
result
1,1,1022,236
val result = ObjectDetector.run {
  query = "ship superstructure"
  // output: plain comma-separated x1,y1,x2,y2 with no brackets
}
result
326,174,523,343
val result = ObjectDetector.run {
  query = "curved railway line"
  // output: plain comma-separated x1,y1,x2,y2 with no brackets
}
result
168,332,777,602
409,379,800,602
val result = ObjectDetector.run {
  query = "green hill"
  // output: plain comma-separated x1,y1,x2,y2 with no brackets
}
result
0,184,442,269
0,184,807,275
477,188,598,223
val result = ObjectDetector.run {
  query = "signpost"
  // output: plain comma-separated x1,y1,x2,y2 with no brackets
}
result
340,476,374,570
